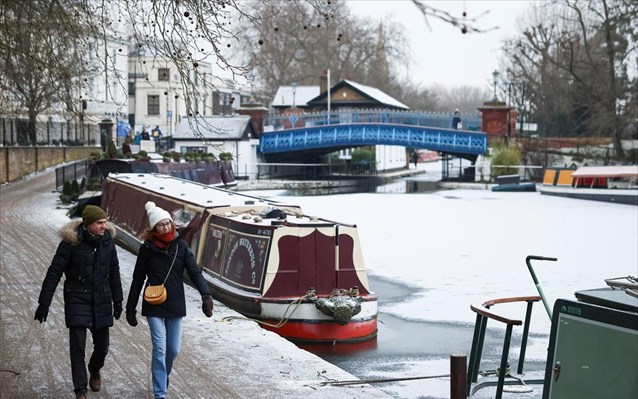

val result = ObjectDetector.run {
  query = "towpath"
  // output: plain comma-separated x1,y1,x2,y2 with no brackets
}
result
0,169,391,399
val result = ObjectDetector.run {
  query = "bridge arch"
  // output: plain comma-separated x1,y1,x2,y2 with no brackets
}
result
259,123,487,163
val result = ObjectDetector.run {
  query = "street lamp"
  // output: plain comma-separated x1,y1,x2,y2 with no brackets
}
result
506,81,512,141
519,83,526,136
291,81,297,109
492,69,500,101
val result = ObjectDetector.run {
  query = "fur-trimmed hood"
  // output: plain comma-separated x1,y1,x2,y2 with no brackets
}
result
59,220,116,245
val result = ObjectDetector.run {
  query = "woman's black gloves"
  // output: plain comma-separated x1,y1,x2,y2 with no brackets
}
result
126,310,138,327
202,295,213,317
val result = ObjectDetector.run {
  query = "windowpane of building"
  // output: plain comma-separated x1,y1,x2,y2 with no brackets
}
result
182,146,207,153
147,95,160,115
158,68,170,81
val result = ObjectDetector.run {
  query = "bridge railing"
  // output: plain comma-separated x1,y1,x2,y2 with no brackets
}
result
265,109,482,132
256,162,377,180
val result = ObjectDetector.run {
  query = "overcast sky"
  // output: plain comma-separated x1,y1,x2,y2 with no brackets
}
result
347,0,542,89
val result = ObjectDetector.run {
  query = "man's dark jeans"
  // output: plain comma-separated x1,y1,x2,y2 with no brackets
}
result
69,327,109,394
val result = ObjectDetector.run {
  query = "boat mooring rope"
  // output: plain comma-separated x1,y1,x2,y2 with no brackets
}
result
220,290,316,328
322,373,451,386
476,366,534,394
326,366,535,391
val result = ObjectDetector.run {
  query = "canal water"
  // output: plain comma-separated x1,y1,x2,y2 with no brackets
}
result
258,163,638,399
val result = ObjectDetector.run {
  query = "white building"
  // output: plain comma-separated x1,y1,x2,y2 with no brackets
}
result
173,115,261,179
127,51,255,139
84,34,130,148
127,51,214,138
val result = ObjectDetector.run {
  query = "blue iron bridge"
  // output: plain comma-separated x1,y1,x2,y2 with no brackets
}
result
259,110,487,162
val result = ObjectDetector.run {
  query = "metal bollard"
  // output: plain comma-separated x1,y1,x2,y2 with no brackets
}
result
450,354,467,399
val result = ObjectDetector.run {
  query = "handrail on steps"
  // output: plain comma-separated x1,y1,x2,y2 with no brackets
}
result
467,295,542,399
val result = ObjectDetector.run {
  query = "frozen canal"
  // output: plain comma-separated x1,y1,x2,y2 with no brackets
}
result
255,162,638,399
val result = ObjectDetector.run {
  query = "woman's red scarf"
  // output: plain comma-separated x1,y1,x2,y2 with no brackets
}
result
150,228,177,249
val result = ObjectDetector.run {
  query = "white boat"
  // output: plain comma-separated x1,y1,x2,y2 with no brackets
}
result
539,165,638,205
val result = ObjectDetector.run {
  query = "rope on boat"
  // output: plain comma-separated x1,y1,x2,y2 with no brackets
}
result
502,373,534,393
220,290,316,328
478,365,534,394
606,275,638,298
605,275,638,289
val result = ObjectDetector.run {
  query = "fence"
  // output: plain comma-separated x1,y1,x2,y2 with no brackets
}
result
55,159,90,190
255,162,377,181
265,109,483,132
1,117,99,147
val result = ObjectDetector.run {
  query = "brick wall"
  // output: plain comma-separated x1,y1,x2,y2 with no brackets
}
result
0,146,98,184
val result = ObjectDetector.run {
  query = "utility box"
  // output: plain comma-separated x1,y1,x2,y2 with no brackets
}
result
542,290,638,398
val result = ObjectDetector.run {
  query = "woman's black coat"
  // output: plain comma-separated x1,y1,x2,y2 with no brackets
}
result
126,235,211,317
37,220,123,329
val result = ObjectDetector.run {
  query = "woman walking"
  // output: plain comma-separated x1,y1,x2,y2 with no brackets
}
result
125,201,213,399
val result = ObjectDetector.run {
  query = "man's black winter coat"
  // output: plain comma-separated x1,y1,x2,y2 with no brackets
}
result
37,220,123,329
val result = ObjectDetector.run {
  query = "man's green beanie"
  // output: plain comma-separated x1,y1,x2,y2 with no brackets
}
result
82,205,107,226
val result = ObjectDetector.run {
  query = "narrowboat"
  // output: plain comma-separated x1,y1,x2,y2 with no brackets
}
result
71,158,236,217
539,165,638,205
101,173,378,343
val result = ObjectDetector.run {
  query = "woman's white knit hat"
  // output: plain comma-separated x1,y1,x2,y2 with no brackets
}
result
145,201,172,229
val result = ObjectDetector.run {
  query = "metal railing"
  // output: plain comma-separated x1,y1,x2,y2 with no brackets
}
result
265,109,482,132
55,159,90,190
468,296,542,399
255,162,377,181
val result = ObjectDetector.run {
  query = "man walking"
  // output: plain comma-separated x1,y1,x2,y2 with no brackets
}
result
34,205,123,399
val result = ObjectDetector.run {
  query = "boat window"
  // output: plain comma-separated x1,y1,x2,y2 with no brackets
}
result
172,208,194,225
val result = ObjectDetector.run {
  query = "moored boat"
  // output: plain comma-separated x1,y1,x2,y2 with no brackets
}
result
71,157,236,217
491,174,537,192
467,256,638,399
491,182,536,192
539,165,638,205
101,173,378,343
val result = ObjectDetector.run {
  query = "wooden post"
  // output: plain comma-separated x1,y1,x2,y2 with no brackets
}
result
451,354,467,399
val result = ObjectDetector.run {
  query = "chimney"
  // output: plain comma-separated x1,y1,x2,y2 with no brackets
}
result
238,100,268,137
320,70,328,94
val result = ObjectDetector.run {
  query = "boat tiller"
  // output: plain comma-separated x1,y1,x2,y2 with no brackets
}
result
525,255,558,319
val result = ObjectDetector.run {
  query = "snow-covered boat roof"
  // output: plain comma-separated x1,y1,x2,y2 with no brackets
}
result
108,173,282,209
105,173,351,227
572,166,638,178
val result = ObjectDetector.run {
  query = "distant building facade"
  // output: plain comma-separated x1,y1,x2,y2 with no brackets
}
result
173,115,260,179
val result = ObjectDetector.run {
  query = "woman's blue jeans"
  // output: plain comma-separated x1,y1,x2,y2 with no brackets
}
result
147,316,183,398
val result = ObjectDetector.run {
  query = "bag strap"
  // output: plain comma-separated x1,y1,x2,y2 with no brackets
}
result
160,243,179,285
